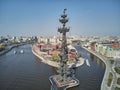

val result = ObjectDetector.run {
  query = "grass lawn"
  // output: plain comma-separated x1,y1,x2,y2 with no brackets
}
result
115,87,120,90
115,67,120,74
107,72,113,87
110,60,114,64
117,78,120,85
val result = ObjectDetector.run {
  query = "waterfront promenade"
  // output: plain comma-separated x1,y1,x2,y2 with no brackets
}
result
82,46,120,90
32,45,59,68
32,44,84,68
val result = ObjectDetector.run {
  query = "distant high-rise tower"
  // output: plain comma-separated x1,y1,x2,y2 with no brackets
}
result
49,9,79,90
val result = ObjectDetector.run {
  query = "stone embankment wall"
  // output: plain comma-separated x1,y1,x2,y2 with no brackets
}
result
0,43,25,55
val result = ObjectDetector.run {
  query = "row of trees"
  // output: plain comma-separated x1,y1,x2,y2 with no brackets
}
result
0,44,7,52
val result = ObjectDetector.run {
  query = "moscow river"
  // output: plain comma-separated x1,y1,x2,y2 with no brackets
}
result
0,44,105,90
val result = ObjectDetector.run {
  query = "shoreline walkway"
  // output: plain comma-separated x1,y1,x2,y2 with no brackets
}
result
82,46,120,90
32,45,84,68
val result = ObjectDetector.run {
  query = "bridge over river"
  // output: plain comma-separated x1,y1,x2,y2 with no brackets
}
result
0,44,105,90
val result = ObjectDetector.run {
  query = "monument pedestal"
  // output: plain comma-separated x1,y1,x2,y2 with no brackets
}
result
49,75,79,90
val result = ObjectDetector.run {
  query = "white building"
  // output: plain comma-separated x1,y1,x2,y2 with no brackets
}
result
96,44,120,59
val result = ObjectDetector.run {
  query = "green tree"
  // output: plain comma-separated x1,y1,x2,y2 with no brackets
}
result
0,45,6,51
52,51,59,62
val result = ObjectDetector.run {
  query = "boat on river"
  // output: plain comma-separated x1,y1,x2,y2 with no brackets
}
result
20,50,24,54
14,51,17,54
86,59,90,67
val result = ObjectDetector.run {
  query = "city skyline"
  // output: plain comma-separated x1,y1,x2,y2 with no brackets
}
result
0,0,120,36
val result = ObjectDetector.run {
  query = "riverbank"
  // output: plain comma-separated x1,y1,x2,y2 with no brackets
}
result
0,43,25,56
82,46,114,90
32,44,84,68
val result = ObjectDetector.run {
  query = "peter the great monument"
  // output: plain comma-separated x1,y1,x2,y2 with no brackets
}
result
49,9,79,90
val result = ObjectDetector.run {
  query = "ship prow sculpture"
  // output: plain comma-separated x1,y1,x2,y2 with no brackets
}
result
49,9,79,90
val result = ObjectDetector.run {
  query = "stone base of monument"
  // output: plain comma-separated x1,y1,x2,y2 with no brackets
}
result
49,75,79,90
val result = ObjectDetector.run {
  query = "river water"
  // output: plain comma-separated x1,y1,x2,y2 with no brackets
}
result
0,44,105,90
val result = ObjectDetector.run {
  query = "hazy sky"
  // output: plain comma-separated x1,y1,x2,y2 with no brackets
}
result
0,0,120,36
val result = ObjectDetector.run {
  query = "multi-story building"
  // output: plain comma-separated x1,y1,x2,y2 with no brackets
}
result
95,42,120,59
37,36,72,44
